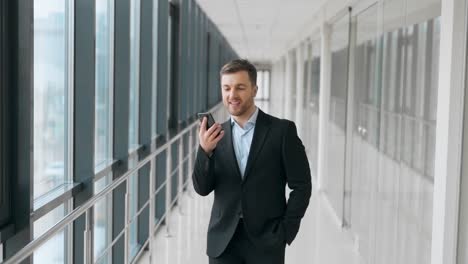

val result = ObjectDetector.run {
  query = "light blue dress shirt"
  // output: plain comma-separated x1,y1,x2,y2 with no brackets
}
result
230,107,259,179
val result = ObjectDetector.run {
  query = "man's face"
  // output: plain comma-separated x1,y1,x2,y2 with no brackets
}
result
221,71,257,117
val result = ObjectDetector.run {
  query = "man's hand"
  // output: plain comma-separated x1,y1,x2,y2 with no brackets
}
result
199,117,224,156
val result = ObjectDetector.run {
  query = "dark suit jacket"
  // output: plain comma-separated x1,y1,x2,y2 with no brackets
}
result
192,109,312,258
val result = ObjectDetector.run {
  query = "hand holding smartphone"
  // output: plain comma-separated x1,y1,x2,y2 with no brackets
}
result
197,112,224,155
197,112,216,130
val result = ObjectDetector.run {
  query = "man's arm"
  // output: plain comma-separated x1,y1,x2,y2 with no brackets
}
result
192,146,216,196
192,118,224,196
281,121,312,245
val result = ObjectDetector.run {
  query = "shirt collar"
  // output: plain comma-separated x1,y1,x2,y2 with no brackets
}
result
230,107,259,128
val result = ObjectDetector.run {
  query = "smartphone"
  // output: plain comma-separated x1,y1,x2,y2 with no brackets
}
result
197,112,216,129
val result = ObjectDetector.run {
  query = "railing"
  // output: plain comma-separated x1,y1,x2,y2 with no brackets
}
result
2,103,227,264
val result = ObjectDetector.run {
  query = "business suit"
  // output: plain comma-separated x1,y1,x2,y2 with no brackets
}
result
192,109,312,263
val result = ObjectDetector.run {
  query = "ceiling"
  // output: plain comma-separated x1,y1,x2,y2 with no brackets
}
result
196,0,327,63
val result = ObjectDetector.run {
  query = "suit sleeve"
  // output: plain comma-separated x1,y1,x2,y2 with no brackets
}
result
281,121,312,245
192,145,216,196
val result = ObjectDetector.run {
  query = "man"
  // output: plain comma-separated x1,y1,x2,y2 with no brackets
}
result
192,59,312,264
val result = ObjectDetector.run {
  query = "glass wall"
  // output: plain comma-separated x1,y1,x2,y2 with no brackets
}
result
128,0,141,261
306,39,321,178
33,0,73,199
346,0,441,263
33,0,73,262
94,0,114,262
128,0,140,150
95,0,114,170
326,13,350,221
349,5,380,262
3,0,235,261
151,0,159,138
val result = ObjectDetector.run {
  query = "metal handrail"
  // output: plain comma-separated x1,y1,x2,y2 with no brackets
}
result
2,103,224,264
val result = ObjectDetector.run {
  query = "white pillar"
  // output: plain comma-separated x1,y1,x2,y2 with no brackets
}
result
284,51,294,120
317,23,332,191
431,0,467,263
295,43,306,138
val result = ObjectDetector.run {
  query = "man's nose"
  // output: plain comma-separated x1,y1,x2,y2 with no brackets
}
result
229,89,238,98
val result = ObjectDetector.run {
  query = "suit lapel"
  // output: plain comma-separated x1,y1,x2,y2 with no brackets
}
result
219,120,242,180
242,110,271,183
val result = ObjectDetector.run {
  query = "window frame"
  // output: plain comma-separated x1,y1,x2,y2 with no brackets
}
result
0,0,11,228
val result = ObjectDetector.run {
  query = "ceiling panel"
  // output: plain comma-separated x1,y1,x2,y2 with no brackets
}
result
196,0,327,62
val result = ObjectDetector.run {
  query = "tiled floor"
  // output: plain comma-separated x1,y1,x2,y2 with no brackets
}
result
137,182,363,264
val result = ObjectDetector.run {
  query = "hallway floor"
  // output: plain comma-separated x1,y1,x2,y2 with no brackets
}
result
137,180,363,264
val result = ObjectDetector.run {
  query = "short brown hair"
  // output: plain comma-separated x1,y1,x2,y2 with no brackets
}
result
220,59,257,86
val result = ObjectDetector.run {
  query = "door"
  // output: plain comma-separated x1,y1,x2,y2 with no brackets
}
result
347,4,381,263
326,11,351,223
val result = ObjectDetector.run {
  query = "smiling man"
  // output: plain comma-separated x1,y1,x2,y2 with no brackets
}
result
192,59,312,264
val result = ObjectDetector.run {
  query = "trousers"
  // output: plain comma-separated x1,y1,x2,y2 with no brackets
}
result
209,219,286,264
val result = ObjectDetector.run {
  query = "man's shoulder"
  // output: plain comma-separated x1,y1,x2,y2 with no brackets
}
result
262,112,294,128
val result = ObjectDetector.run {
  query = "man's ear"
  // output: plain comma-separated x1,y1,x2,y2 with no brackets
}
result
253,85,258,97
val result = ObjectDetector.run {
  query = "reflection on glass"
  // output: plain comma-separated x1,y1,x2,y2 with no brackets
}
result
129,0,141,150
33,0,71,199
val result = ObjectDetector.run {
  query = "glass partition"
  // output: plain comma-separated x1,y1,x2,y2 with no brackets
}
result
326,13,350,221
344,1,441,263
309,38,321,179
349,4,380,262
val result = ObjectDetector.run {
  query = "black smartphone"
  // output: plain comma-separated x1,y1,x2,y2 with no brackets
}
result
197,112,216,129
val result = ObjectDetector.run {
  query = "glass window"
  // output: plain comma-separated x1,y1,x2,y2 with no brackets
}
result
151,0,158,138
128,0,141,261
264,71,270,99
255,70,270,100
33,1,73,263
95,0,114,170
128,158,139,262
257,71,264,98
33,0,73,199
128,0,141,150
94,0,114,263
94,176,112,264
33,205,70,263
